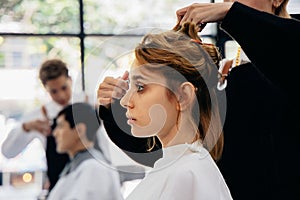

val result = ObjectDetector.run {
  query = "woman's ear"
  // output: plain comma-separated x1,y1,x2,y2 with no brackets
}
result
273,0,284,8
177,82,197,111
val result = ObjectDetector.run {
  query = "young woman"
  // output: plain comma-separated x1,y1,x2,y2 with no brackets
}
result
117,23,232,199
98,1,297,199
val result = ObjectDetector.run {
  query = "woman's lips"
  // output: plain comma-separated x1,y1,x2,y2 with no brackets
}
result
126,113,136,125
127,119,135,125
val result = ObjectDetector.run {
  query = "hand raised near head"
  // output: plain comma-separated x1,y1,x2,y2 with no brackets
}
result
23,119,51,136
176,2,233,28
97,71,129,108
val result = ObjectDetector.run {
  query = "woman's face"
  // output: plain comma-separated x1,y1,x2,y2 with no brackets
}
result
120,62,179,140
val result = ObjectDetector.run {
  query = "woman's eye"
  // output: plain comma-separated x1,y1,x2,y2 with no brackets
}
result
136,83,144,92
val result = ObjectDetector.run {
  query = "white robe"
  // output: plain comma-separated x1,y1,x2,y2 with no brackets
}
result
126,141,232,200
47,149,123,200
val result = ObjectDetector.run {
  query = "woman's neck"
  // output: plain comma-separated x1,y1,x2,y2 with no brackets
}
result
160,115,198,148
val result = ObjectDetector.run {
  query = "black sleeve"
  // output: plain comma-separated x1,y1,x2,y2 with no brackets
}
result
221,2,300,91
98,101,162,167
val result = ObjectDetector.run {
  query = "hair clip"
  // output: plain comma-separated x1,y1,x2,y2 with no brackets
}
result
190,39,202,45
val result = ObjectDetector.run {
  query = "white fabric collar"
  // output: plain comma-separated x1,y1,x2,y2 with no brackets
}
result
153,140,206,169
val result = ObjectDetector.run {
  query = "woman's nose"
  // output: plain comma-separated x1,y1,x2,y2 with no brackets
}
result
120,90,133,109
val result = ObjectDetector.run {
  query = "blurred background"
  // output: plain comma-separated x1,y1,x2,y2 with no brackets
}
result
0,0,299,199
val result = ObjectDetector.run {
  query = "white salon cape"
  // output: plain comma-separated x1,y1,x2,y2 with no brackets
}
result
47,149,123,200
1,92,111,167
126,141,232,200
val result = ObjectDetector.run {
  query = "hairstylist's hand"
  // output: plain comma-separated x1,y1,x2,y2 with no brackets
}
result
23,119,51,136
97,71,129,109
176,2,233,26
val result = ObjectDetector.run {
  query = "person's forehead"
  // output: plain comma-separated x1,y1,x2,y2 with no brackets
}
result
57,115,66,124
130,64,167,86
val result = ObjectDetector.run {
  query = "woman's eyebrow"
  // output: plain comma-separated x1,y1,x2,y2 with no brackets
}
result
131,74,147,82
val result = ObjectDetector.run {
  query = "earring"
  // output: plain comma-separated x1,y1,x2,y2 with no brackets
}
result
176,102,181,110
273,0,280,8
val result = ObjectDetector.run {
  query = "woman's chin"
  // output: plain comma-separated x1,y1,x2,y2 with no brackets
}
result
131,128,156,138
